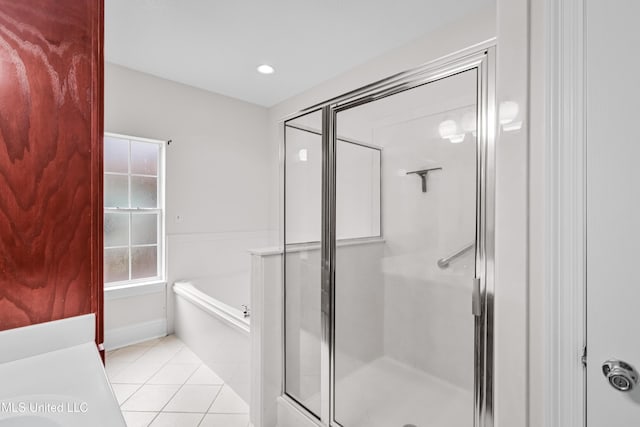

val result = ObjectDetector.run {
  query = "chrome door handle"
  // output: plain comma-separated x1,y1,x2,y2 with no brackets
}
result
472,277,482,317
602,359,639,392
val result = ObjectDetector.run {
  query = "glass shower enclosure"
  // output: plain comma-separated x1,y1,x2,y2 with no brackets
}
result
283,48,495,427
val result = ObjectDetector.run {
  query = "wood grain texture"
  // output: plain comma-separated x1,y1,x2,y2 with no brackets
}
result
0,0,103,333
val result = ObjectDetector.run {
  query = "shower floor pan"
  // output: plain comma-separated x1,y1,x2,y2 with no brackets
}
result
300,357,472,427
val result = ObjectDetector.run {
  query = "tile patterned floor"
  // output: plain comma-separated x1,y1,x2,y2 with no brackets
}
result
106,335,250,427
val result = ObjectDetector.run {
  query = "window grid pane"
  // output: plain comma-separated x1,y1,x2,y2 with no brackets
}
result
131,246,158,280
104,137,129,174
104,212,129,247
131,176,158,208
105,247,130,283
131,141,159,176
104,134,163,286
131,213,158,245
104,174,129,208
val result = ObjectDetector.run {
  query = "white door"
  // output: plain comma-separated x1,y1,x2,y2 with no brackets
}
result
586,1,640,424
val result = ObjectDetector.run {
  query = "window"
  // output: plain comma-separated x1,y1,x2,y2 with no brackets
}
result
103,133,165,287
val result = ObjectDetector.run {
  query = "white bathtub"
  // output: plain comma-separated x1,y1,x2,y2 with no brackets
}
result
173,273,251,403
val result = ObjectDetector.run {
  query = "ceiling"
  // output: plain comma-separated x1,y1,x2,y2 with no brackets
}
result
105,0,492,107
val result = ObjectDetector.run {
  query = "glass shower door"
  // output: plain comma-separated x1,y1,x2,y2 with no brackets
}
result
283,110,323,418
333,69,479,427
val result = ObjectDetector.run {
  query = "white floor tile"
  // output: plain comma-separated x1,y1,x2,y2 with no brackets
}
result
112,383,142,405
152,338,184,353
158,335,182,345
111,361,165,384
108,344,152,363
163,385,221,413
199,413,249,427
135,345,183,365
148,412,204,427
169,347,201,364
121,384,181,412
110,337,249,426
229,381,250,404
147,363,199,385
206,363,236,381
139,337,165,346
186,365,224,385
208,386,249,414
105,360,131,381
121,411,157,427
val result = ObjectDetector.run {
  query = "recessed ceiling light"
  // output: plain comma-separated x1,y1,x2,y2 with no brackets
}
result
257,64,275,75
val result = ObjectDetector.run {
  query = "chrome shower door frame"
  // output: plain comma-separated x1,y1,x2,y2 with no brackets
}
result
281,44,496,427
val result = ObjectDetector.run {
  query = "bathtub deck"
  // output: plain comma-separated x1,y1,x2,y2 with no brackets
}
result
105,335,250,427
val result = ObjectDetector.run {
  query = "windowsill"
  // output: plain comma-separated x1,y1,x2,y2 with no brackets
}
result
104,280,166,300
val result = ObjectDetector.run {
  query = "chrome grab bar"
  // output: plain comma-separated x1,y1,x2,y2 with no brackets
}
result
437,242,475,269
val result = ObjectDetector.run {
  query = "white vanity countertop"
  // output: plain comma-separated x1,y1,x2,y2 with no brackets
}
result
0,316,126,427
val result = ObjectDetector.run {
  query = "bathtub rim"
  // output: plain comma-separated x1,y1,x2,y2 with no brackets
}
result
173,280,250,335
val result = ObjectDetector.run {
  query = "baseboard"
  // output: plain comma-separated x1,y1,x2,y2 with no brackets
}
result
104,318,167,351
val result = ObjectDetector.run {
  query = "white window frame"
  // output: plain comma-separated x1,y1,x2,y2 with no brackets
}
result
104,132,166,290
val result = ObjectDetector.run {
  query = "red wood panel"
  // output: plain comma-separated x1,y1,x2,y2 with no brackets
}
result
0,0,103,339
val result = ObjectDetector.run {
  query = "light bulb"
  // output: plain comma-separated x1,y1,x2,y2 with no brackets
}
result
449,134,466,144
438,119,458,139
298,149,308,162
257,64,275,74
503,121,523,132
499,101,519,125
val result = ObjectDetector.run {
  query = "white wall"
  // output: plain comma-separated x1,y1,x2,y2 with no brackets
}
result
494,0,530,425
105,63,270,236
104,63,271,346
335,142,381,240
528,0,547,425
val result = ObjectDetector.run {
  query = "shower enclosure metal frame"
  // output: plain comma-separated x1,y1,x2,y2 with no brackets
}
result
280,43,496,427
